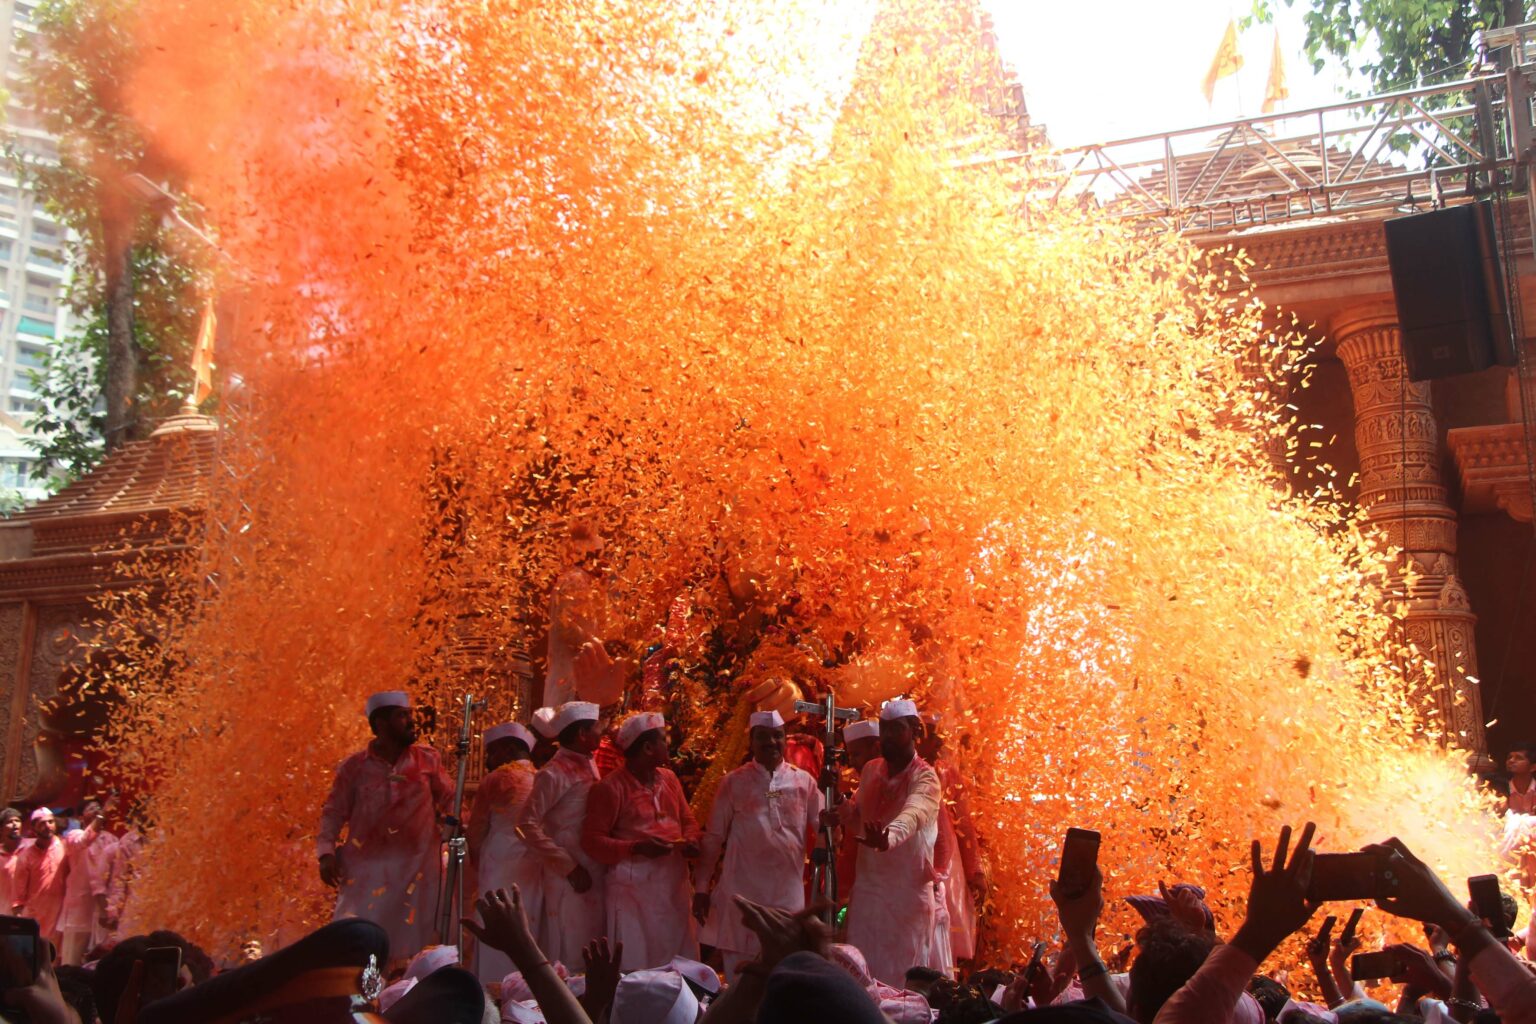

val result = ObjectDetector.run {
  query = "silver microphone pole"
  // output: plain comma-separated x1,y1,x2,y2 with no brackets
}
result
439,694,485,956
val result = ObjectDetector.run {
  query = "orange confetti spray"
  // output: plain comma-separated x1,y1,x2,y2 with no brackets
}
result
80,0,1503,965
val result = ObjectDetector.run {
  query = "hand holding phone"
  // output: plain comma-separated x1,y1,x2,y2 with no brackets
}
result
1055,828,1101,900
1338,906,1365,950
1306,915,1337,960
1468,874,1511,938
1351,948,1406,982
1307,851,1401,903
140,945,183,1009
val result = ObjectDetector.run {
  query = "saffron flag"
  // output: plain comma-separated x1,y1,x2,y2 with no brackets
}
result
191,296,216,407
1262,30,1289,112
1202,20,1244,104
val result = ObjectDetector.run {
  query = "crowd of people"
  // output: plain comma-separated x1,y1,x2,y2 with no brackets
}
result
1,692,1535,1024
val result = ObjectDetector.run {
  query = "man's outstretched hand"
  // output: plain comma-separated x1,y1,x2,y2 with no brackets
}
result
1230,823,1319,964
856,823,890,851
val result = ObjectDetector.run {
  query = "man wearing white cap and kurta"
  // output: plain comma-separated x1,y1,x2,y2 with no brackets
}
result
839,697,943,986
582,711,703,969
318,691,453,966
516,700,607,967
467,720,541,984
692,709,822,979
835,718,882,907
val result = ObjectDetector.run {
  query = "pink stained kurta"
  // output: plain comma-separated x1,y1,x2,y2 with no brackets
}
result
1500,777,1536,863
16,838,68,944
468,759,540,984
842,754,942,986
934,759,981,961
582,765,703,970
695,759,822,957
516,747,607,968
318,742,452,965
58,829,117,946
105,829,142,930
0,840,31,916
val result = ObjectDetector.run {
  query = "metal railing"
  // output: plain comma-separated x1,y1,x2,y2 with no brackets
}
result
1024,75,1518,234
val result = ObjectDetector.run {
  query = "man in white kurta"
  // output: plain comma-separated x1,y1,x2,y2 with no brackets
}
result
841,698,943,987
318,691,452,967
581,711,702,970
693,710,822,978
58,800,118,964
467,721,541,984
515,701,607,967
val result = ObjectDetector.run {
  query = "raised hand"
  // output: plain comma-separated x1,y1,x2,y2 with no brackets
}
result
1230,823,1319,964
573,641,624,704
734,896,831,973
1367,838,1476,933
1388,943,1453,999
1049,865,1104,947
463,887,545,971
580,936,624,1020
1160,881,1213,934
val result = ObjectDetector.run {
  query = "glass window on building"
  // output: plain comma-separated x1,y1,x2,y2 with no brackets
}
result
0,458,31,490
29,217,58,242
0,238,13,262
15,344,45,369
7,398,38,416
21,276,56,316
27,247,63,271
0,188,17,224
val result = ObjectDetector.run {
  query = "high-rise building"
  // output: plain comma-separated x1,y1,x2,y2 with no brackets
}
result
0,0,74,504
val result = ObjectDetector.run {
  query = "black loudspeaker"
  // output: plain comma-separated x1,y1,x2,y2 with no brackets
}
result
1384,200,1516,381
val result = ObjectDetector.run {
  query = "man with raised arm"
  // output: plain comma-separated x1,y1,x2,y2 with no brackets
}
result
317,690,452,967
693,709,822,979
57,798,118,964
839,697,943,986
516,701,607,967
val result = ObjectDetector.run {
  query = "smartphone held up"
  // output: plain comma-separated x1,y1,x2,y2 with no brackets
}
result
1056,828,1101,899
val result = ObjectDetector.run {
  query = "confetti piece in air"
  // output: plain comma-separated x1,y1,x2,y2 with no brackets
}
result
85,0,1506,964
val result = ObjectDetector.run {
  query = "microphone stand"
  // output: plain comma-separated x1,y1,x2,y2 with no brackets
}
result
438,694,485,956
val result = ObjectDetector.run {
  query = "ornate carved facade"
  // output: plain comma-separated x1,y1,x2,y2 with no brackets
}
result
1334,306,1487,760
0,413,216,804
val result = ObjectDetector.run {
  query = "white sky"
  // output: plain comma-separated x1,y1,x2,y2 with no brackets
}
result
983,0,1368,147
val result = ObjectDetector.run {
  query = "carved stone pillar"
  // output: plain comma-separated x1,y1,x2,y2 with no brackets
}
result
1334,305,1488,764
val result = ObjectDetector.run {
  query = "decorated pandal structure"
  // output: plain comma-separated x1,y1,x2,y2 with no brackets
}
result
0,0,1530,957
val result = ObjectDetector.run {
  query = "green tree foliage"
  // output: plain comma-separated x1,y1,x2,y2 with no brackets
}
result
1257,0,1529,94
15,0,203,480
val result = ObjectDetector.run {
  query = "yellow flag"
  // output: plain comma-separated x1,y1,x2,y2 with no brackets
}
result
1202,20,1244,104
1262,30,1289,112
191,297,216,406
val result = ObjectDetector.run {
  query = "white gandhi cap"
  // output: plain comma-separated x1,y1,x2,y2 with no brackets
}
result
879,697,919,721
617,711,666,751
365,691,410,717
844,719,880,743
484,721,535,749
